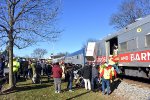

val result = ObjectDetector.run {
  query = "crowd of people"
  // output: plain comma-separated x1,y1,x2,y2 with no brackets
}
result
0,56,121,96
0,57,53,89
51,56,121,95
51,59,121,95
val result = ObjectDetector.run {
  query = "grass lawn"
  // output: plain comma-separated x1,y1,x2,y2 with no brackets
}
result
0,77,117,100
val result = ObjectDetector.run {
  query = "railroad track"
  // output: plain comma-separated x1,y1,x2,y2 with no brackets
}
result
112,75,150,100
117,75,150,88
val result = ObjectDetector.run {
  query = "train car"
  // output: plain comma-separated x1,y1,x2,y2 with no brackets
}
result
65,15,150,79
96,15,150,79
96,39,107,65
64,48,86,66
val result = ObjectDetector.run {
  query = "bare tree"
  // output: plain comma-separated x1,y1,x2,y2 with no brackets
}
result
110,0,150,29
31,48,48,59
0,0,61,88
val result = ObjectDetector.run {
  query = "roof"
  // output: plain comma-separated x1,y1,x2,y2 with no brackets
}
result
51,54,65,59
66,48,85,57
103,14,150,41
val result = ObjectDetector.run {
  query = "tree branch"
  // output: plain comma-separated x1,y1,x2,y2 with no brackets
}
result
0,24,9,33
14,42,29,49
14,36,34,49
14,0,34,22
0,35,8,39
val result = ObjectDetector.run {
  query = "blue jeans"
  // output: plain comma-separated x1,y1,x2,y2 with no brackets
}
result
91,77,99,90
112,64,120,74
28,69,32,79
102,78,111,94
67,79,73,90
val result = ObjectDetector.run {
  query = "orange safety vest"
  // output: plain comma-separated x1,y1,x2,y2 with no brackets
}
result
103,68,112,79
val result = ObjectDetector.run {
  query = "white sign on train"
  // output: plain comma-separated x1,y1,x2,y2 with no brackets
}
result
86,42,96,56
119,50,150,62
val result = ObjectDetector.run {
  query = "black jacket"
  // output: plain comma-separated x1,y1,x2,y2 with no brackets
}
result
66,68,74,81
82,65,91,79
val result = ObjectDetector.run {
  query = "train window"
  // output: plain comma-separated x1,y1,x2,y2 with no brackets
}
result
120,42,127,52
77,55,78,59
146,34,150,47
97,49,101,56
128,38,137,50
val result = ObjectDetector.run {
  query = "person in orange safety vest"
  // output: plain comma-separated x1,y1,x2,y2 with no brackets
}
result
100,64,113,95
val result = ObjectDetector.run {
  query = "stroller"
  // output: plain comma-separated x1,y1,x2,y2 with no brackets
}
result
75,76,84,88
74,69,84,88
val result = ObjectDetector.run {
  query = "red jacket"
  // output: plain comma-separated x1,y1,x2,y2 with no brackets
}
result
52,65,63,78
112,56,119,62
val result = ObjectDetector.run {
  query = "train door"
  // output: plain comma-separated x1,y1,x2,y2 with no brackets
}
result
109,37,118,55
105,37,118,61
105,41,110,62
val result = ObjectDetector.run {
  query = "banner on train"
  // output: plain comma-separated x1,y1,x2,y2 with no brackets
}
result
119,50,150,62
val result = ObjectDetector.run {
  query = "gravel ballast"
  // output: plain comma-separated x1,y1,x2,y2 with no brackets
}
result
113,81,150,100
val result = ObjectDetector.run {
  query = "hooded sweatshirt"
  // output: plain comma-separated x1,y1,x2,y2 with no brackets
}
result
52,65,63,78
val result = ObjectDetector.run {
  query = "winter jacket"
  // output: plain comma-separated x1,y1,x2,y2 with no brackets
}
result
36,63,42,75
22,61,28,71
52,65,63,78
92,66,98,78
31,63,36,75
100,65,112,80
13,60,20,72
82,65,91,79
66,68,74,81
46,64,52,74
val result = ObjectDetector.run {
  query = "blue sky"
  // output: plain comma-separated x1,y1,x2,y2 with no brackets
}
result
14,0,123,58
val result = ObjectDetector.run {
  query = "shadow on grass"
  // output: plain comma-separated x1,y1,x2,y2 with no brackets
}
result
43,79,54,83
1,84,52,95
66,91,91,100
61,86,84,92
17,79,53,86
18,83,33,86
110,79,121,94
